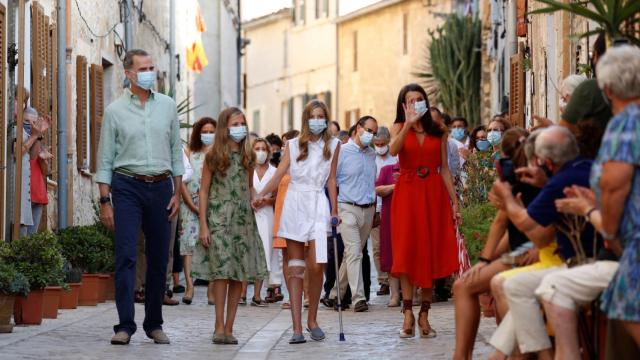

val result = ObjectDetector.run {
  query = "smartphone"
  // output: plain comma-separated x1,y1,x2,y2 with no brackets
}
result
496,158,516,184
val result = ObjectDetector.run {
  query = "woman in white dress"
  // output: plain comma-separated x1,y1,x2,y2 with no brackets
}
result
249,138,279,306
256,100,340,344
179,117,216,304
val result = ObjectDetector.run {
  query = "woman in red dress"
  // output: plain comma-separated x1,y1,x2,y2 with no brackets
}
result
389,83,459,339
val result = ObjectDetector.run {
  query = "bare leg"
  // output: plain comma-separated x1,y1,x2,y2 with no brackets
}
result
286,240,306,335
389,277,400,305
253,280,263,302
213,280,228,335
453,261,510,360
183,255,193,299
306,241,324,329
241,281,248,299
225,280,243,336
303,247,310,304
282,249,290,302
400,275,414,330
542,301,580,360
172,272,180,288
208,282,215,304
623,321,640,346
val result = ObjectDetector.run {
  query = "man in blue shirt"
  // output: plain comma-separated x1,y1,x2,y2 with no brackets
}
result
488,126,601,357
328,116,378,312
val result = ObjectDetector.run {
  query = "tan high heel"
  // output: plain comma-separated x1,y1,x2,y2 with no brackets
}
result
399,300,415,338
418,301,437,338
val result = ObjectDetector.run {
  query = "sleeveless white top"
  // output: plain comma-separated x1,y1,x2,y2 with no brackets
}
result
253,164,276,271
278,137,340,263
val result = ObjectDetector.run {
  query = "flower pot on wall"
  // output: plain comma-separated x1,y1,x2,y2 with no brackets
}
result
14,289,44,325
104,274,115,301
97,274,109,303
0,294,16,333
78,274,100,306
59,283,81,309
42,286,62,319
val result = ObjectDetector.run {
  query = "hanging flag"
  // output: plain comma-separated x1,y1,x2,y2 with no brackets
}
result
186,41,208,73
196,4,207,33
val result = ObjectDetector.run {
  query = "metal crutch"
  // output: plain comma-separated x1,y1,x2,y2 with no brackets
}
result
331,216,346,341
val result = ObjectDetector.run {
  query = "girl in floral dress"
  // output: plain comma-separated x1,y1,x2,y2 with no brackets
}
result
193,108,268,345
179,117,216,304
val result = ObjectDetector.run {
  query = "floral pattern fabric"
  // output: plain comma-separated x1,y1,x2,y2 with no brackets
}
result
591,103,640,322
179,151,205,255
191,152,268,282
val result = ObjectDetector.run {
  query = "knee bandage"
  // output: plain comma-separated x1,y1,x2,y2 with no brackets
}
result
288,259,306,280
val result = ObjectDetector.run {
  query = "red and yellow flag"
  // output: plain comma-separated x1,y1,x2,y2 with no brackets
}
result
195,4,207,33
186,41,208,73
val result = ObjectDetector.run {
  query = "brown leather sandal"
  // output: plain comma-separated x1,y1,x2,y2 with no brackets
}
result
399,300,415,338
418,301,437,338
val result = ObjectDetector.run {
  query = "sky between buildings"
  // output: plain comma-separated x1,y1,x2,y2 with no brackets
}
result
241,0,382,21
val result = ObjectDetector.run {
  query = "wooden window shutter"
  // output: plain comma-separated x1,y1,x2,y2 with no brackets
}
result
509,44,525,128
0,4,6,236
516,0,527,37
90,64,104,173
76,56,88,170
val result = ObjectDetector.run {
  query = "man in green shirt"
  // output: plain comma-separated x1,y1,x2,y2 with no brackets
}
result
96,49,184,346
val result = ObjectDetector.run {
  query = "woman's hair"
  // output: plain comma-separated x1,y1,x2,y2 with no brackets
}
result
501,127,529,168
330,120,341,132
596,45,640,100
282,129,300,141
394,83,444,137
560,74,587,99
488,117,513,132
468,125,486,151
205,107,255,178
297,100,332,162
189,117,217,152
265,133,283,148
252,137,272,159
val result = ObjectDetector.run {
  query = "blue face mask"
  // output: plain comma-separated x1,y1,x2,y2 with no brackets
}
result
200,133,214,146
487,130,502,146
476,140,490,151
451,128,466,141
309,119,327,135
135,71,156,90
414,100,428,116
360,131,374,147
23,122,32,135
229,126,247,143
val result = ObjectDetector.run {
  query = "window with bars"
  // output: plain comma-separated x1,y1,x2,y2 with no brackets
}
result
90,64,104,173
76,55,88,170
402,13,409,55
509,45,525,128
353,31,358,72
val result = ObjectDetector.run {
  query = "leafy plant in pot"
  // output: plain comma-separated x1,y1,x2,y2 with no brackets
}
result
58,225,114,306
11,232,65,325
59,263,82,310
0,242,30,333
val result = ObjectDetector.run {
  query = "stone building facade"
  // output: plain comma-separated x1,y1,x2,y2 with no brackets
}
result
0,0,239,236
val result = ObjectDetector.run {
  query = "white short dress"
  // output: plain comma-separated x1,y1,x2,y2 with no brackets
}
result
253,164,277,271
278,137,339,263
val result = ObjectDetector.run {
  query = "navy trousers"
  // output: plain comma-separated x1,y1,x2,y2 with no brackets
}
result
111,173,173,335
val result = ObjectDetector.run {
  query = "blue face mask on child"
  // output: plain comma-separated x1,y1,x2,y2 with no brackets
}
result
309,119,327,135
451,128,465,141
229,126,247,143
487,130,502,146
476,140,490,151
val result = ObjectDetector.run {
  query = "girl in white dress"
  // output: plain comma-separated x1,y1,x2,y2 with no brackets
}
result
256,100,340,344
249,138,279,306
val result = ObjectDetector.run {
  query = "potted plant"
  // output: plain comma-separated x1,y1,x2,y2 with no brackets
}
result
58,225,113,306
11,232,65,325
59,264,82,309
0,242,30,333
42,283,64,319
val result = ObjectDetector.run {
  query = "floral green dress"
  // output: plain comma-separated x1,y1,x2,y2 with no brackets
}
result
191,152,268,282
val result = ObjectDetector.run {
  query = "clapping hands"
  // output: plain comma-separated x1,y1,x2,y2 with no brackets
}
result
31,115,52,136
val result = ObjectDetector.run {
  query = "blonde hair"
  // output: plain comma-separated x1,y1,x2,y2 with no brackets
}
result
297,100,332,162
205,107,255,178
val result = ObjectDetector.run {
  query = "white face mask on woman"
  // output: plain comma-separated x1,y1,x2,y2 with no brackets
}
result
375,145,389,156
255,150,268,165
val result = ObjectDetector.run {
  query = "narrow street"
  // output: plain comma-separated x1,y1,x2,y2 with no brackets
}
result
0,286,495,360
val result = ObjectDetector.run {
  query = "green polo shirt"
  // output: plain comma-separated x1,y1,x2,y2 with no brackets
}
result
96,88,185,185
561,79,612,129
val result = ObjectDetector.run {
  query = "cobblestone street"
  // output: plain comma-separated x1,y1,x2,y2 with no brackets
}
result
0,286,496,360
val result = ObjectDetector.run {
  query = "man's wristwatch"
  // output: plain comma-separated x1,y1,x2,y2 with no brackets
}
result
99,196,111,205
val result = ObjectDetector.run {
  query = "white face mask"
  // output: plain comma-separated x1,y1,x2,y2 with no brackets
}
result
200,133,214,146
255,150,268,165
375,145,389,156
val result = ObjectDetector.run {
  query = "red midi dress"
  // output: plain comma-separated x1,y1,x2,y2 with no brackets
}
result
390,129,458,288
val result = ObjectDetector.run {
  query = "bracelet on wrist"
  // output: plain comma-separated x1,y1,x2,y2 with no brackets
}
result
478,256,491,264
585,207,597,222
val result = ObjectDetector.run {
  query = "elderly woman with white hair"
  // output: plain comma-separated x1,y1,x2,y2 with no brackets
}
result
591,45,640,346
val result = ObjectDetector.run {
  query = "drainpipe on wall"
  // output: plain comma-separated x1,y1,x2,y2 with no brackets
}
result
125,0,134,49
334,0,339,123
57,0,68,230
236,0,241,107
169,0,176,99
12,0,26,241
5,0,17,241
